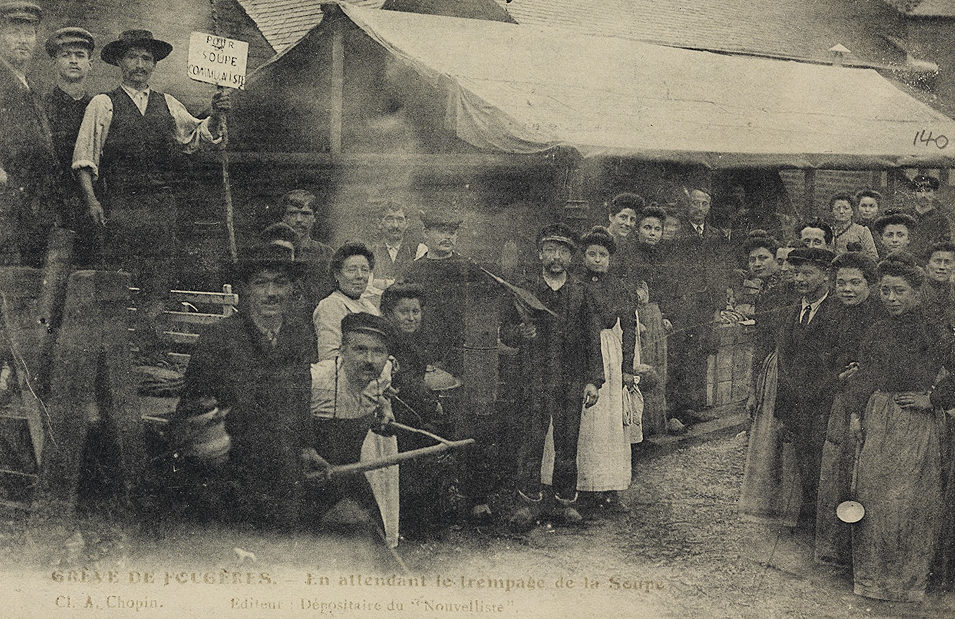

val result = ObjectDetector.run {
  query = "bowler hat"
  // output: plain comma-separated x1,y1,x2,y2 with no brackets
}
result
0,1,40,23
45,27,94,57
101,29,172,66
787,247,835,269
260,222,298,255
229,242,305,283
341,312,395,348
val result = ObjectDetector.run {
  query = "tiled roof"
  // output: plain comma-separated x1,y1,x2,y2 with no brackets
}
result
493,0,903,65
885,0,955,17
235,0,385,52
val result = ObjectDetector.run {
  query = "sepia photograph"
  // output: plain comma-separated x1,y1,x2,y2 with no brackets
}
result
2,0,955,616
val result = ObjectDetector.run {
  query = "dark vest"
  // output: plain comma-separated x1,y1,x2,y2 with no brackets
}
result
101,88,180,190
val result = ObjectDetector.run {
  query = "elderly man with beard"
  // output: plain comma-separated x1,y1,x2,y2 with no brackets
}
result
503,223,602,530
0,2,60,265
774,247,842,529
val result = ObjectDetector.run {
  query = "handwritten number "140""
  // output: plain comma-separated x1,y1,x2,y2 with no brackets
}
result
914,129,949,149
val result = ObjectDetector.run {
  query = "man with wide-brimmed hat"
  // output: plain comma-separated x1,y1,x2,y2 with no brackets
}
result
774,246,842,528
502,222,603,530
0,2,59,265
72,28,231,360
44,26,96,264
171,241,318,529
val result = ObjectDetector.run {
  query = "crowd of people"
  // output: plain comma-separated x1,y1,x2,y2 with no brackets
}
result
5,5,955,605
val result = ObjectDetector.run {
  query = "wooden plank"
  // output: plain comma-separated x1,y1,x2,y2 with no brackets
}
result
162,311,223,326
167,352,191,365
169,290,238,306
162,331,199,345
330,15,344,158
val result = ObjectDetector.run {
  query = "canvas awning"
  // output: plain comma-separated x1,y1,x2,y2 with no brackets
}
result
340,4,955,169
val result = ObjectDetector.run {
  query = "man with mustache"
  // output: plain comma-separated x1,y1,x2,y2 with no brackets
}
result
369,199,415,282
309,311,400,546
72,29,231,362
43,27,96,265
503,223,602,530
774,247,842,530
172,241,318,529
0,2,59,265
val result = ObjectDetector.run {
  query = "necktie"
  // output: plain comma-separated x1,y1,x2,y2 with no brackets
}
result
800,305,812,327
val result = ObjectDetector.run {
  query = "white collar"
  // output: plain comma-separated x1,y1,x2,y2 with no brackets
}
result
801,291,828,311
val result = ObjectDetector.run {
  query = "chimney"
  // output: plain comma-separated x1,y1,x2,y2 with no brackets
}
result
829,44,851,67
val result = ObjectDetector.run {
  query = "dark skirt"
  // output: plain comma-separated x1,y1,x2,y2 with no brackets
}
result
815,392,856,565
738,352,801,527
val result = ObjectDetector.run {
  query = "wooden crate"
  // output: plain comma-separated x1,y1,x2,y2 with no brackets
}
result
706,323,754,407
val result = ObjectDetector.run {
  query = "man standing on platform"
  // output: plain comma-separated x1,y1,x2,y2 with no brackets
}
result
43,26,96,265
0,2,58,266
72,29,230,361
278,189,335,310
503,223,601,530
774,247,841,528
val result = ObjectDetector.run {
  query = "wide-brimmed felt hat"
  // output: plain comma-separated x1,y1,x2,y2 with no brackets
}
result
341,312,395,348
101,29,172,66
0,1,41,23
787,247,835,269
229,243,305,283
45,27,94,57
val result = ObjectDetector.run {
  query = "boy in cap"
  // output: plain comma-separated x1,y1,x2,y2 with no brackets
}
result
0,2,59,265
172,241,318,529
502,223,602,530
44,26,96,264
774,246,842,528
72,28,232,360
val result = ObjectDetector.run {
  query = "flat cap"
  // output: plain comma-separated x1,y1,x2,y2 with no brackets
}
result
536,222,578,249
341,312,395,347
787,247,835,269
0,1,41,23
911,174,940,191
419,207,463,229
45,26,94,57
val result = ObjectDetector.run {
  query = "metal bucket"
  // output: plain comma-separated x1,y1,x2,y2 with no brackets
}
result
182,407,231,465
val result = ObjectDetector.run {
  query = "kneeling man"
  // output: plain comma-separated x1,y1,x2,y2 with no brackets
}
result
310,312,400,546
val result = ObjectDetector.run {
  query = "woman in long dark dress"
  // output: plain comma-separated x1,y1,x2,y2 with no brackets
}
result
846,253,955,601
814,252,884,565
738,233,801,526
623,206,672,437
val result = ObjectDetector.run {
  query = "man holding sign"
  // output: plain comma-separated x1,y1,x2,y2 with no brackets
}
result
72,29,231,361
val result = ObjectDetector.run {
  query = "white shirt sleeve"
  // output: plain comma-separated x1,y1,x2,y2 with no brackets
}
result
71,94,113,180
314,296,345,361
163,93,221,153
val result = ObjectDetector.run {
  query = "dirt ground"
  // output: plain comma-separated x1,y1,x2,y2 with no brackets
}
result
3,432,955,617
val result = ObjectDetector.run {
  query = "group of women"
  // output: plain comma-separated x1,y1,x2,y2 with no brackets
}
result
738,187,955,603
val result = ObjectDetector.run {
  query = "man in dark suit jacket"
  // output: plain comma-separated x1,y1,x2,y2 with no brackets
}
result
774,247,842,526
369,200,416,282
666,188,729,420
